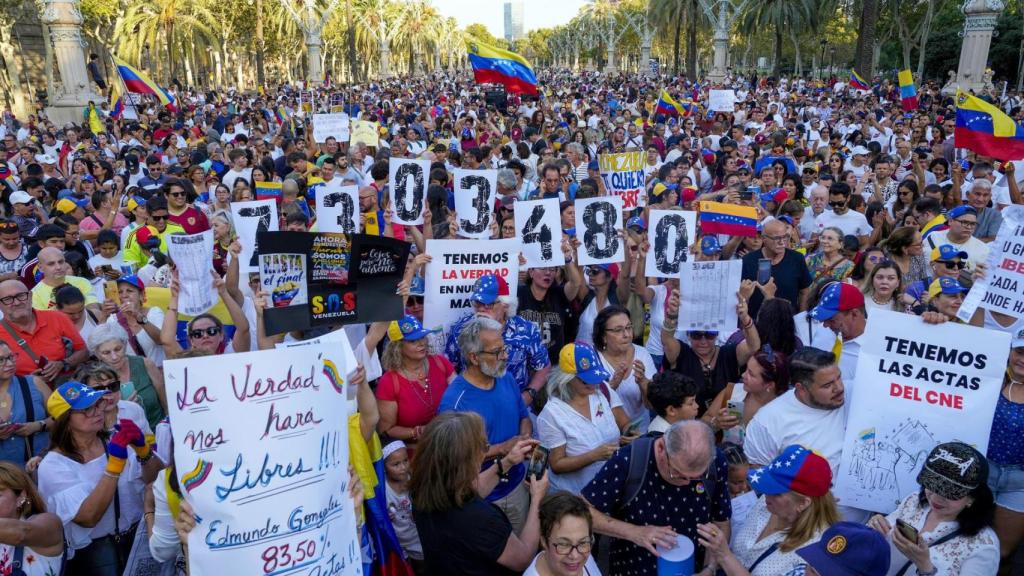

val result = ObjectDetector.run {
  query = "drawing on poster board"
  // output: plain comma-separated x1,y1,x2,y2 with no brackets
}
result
847,419,937,510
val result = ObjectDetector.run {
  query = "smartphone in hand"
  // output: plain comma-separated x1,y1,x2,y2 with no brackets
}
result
527,446,550,480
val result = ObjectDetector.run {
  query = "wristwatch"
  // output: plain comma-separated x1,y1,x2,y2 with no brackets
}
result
495,458,509,481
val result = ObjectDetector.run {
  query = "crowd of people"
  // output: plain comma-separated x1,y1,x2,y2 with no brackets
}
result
0,65,1019,576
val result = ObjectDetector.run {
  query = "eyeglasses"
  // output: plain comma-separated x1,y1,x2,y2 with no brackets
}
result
90,379,121,393
150,214,169,221
0,355,16,366
606,325,634,335
829,200,847,208
478,347,508,358
550,538,594,556
0,292,29,306
189,326,222,339
167,191,187,198
953,219,977,229
688,331,718,340
73,404,104,417
939,260,966,270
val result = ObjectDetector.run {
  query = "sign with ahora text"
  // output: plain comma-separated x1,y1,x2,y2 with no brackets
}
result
165,345,362,576
834,309,1007,513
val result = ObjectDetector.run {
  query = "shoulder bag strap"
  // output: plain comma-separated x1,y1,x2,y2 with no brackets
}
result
11,543,25,576
1,320,38,363
894,529,962,576
16,376,34,462
620,436,654,514
747,542,780,574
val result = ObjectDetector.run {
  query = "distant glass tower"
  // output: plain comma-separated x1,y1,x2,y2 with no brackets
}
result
503,0,524,41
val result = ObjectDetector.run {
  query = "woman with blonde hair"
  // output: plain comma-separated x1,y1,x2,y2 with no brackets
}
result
698,445,840,575
0,462,64,574
412,411,545,575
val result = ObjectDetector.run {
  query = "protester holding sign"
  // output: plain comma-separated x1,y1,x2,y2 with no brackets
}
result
159,269,250,357
988,338,1024,572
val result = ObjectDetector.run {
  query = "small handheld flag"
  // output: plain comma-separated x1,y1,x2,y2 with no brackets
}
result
849,70,870,91
898,70,918,112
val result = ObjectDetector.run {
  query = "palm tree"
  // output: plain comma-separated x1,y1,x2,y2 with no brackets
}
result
854,0,878,79
394,0,440,75
739,0,815,78
115,0,218,83
648,0,685,75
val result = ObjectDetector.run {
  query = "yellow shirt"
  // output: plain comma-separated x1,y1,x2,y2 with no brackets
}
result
32,275,97,310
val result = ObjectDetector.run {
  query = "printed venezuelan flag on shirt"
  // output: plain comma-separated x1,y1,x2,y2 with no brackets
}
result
698,201,759,237
955,89,1024,161
898,70,918,112
466,39,538,95
112,56,177,111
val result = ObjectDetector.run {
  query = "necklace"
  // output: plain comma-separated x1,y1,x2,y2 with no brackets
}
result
401,360,433,408
871,294,893,306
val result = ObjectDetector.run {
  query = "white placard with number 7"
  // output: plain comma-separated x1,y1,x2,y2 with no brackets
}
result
514,198,564,268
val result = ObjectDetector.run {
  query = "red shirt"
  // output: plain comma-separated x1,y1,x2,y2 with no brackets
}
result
375,355,453,429
169,206,210,234
0,310,86,376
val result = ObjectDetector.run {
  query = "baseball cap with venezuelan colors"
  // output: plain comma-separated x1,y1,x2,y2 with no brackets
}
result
47,381,109,419
558,342,612,385
748,444,832,497
387,314,439,342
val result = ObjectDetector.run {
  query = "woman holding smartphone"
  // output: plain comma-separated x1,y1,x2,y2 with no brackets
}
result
0,341,48,468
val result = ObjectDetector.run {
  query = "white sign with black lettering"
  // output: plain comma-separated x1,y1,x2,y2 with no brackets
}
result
388,158,430,226
231,199,279,273
574,196,624,266
454,168,498,239
312,113,350,143
515,198,564,268
316,183,360,234
709,89,737,112
958,205,1024,321
679,260,742,333
645,210,698,279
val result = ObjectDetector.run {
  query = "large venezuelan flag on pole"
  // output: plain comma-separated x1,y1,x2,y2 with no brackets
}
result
112,56,177,111
109,83,125,120
466,39,538,95
656,89,686,117
898,70,918,112
698,201,759,237
955,89,1024,161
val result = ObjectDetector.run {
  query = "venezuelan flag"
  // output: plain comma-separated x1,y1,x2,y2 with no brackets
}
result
255,181,283,203
109,83,125,120
955,89,1024,161
305,176,325,203
112,56,177,111
466,39,538,95
698,201,758,237
692,81,701,101
849,70,870,91
656,89,686,117
859,428,876,441
920,213,949,240
898,70,918,112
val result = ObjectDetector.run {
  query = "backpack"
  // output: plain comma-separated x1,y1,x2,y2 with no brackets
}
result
618,434,719,515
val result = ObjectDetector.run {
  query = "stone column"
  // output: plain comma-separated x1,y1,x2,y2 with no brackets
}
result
951,0,1004,93
304,29,323,84
708,2,731,84
41,0,100,124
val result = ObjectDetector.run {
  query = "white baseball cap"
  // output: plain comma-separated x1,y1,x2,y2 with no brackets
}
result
9,191,32,205
34,153,57,165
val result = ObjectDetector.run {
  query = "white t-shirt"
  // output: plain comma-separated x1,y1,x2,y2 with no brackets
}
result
537,390,623,494
800,206,826,241
600,345,656,428
88,253,133,277
816,209,873,238
744,390,848,477
38,446,146,551
385,482,423,560
221,167,253,191
522,552,602,576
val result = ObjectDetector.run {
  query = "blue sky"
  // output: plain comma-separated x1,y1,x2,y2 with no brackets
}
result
432,0,588,36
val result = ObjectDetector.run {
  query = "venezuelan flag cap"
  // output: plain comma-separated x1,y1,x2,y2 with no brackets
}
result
929,244,968,263
928,277,968,299
47,381,110,419
558,342,611,385
387,314,438,342
748,444,831,497
470,274,510,305
810,283,864,321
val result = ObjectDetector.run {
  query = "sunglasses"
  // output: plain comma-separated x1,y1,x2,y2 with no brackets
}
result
167,191,187,198
407,296,424,305
688,331,718,340
585,267,607,276
91,379,121,393
939,260,966,270
189,326,222,339
829,200,846,208
150,214,169,221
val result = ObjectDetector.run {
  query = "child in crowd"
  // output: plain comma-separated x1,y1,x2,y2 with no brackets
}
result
382,440,424,572
89,229,133,279
646,371,700,435
723,442,751,498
